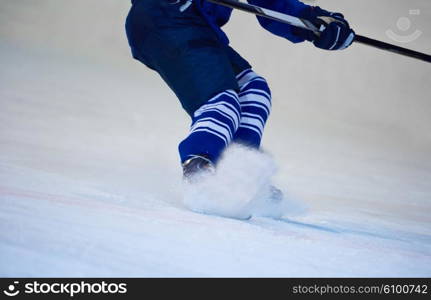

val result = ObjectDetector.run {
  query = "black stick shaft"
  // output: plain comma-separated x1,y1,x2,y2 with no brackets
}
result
355,35,431,63
207,0,431,64
207,0,318,32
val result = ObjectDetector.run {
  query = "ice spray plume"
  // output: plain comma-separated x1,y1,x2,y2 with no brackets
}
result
182,144,307,220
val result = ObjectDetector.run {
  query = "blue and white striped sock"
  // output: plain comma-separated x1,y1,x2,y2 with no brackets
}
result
233,69,272,148
178,89,241,163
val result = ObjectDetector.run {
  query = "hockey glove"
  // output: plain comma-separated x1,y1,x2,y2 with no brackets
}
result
298,6,355,51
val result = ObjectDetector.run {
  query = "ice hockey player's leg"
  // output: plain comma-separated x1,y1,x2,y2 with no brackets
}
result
232,70,283,205
233,69,272,148
178,89,241,177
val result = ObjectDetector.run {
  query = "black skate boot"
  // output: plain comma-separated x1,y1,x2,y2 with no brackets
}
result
182,155,215,183
268,185,283,203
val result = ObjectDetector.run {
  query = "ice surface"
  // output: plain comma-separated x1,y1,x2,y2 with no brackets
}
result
0,0,430,277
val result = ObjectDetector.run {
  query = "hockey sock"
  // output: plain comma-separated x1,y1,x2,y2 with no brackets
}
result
233,69,272,148
178,89,241,164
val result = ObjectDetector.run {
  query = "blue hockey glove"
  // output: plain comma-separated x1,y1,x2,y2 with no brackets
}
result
298,6,355,51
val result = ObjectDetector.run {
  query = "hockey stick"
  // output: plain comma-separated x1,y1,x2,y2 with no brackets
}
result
207,0,431,64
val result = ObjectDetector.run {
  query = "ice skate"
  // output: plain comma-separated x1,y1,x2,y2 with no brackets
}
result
182,155,215,183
